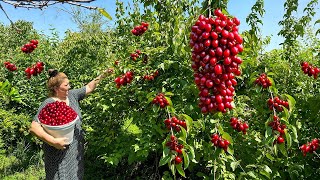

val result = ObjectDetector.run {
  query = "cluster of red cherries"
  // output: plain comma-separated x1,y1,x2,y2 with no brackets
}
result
268,115,286,144
268,115,286,135
24,61,45,79
114,71,134,88
300,138,319,156
300,61,320,79
143,70,159,81
152,93,169,108
211,133,230,151
38,101,78,126
4,61,17,71
267,96,289,112
230,117,249,134
21,39,39,54
130,50,142,61
190,9,244,114
131,22,149,36
254,73,272,88
166,135,183,164
164,116,187,132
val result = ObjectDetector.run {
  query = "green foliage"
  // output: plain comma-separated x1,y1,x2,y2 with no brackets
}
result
0,80,24,106
1,0,320,179
0,109,32,151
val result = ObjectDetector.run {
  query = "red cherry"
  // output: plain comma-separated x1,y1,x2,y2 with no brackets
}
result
175,156,182,164
214,64,223,75
277,136,285,144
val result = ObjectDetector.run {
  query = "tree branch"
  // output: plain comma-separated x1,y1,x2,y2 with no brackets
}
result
0,0,100,31
64,1,98,10
0,3,22,32
2,0,97,9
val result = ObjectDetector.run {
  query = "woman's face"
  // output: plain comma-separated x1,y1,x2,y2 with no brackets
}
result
56,78,70,97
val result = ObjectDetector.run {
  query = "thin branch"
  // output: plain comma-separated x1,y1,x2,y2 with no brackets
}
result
2,0,97,9
0,0,100,32
0,3,21,32
64,1,98,10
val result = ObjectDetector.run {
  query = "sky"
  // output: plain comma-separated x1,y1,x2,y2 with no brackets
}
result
0,0,319,51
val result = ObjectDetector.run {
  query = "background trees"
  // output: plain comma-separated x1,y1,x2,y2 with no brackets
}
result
0,0,319,179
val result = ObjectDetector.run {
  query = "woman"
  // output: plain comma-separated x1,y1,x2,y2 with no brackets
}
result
29,68,112,180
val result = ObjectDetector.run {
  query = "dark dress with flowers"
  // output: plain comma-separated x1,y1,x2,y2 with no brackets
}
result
34,87,86,180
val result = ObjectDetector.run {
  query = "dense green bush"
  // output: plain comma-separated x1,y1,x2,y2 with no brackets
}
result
0,0,320,179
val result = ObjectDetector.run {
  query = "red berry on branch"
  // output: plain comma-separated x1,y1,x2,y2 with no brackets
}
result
277,136,285,144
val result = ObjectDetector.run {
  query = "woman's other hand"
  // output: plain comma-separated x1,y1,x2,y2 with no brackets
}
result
51,137,68,150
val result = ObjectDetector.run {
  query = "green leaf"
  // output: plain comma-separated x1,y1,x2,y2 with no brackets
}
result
227,145,234,155
170,163,175,177
246,164,257,169
165,96,173,106
158,63,165,70
296,121,302,129
269,86,278,94
230,161,241,171
217,124,225,134
249,77,258,85
260,170,270,179
152,105,159,113
282,106,290,120
176,163,186,177
264,135,274,145
222,131,233,144
146,91,157,99
182,149,189,169
179,126,187,142
285,130,292,149
273,143,278,156
265,127,273,138
181,114,193,132
280,117,289,125
289,125,299,143
164,92,174,96
247,171,257,178
268,77,276,87
266,153,275,161
159,154,171,166
98,8,112,20
266,72,276,76
162,140,170,154
185,144,195,159
263,165,272,174
147,97,154,104
315,19,320,25
284,94,295,112
278,143,287,157
167,106,176,114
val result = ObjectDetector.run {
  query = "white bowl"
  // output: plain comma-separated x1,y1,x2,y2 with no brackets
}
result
41,116,79,145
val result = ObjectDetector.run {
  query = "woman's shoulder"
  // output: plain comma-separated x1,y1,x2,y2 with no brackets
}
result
44,97,55,103
39,97,55,107
69,87,86,96
69,86,86,93
68,86,86,101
